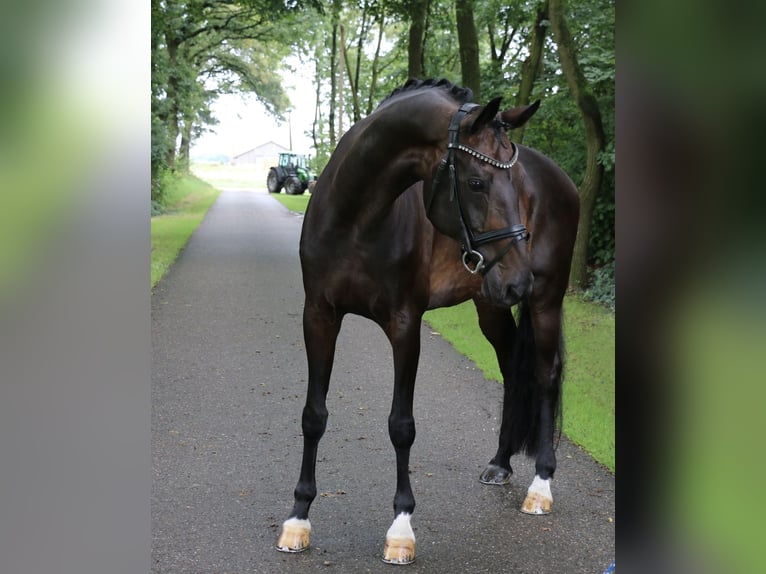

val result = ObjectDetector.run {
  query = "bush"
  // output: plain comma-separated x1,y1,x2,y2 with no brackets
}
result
588,173,615,266
151,169,178,210
583,261,615,311
151,200,164,216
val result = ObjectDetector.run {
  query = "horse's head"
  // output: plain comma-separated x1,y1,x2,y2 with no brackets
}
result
425,97,541,307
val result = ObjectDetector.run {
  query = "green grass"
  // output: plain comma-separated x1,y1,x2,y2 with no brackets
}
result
272,193,312,214
151,174,220,288
425,299,615,472
277,194,615,472
191,163,265,190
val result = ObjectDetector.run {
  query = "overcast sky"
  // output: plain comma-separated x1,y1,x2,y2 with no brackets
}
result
192,58,316,159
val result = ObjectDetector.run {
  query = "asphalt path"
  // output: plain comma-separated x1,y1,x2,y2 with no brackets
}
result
152,189,615,573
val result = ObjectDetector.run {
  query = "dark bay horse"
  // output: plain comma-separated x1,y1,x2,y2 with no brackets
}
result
276,79,579,564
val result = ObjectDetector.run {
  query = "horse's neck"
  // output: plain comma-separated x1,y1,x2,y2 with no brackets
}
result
324,98,447,226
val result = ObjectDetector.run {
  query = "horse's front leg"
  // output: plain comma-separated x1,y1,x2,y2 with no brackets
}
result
381,312,421,565
520,304,564,516
472,298,518,486
276,302,343,553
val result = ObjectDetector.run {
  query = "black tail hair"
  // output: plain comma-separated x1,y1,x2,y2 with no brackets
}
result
503,301,564,456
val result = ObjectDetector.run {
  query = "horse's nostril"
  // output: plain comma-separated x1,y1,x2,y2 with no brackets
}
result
506,274,533,302
524,275,534,297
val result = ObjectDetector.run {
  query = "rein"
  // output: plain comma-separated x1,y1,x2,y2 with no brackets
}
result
430,103,529,275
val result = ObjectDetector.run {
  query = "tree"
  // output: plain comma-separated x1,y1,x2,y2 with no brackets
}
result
510,0,548,144
407,0,429,78
549,0,607,289
455,0,481,101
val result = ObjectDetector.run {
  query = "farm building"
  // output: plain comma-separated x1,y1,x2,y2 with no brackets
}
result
231,141,290,177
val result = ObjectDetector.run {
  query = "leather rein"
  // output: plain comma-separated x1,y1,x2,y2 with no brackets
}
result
430,103,529,275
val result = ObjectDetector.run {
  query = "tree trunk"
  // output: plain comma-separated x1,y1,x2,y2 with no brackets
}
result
312,41,322,152
338,24,346,137
164,37,180,171
510,0,548,144
342,32,358,122
178,114,192,174
329,21,338,147
455,0,481,102
408,0,428,78
348,0,370,123
366,10,386,116
549,0,606,289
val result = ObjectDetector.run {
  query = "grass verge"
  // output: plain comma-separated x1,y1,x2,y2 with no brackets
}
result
151,174,220,288
425,298,614,473
271,193,312,214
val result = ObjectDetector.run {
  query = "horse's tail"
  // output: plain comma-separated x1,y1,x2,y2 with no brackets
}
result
504,301,564,457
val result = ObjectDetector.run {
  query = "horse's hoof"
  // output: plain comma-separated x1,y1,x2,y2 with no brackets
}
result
382,537,416,565
382,512,416,565
276,518,311,553
521,491,552,514
479,463,512,485
520,476,553,515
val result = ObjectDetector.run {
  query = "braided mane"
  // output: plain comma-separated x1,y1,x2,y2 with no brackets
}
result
378,78,474,108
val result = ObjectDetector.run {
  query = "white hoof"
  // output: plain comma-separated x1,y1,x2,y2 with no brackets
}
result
382,513,416,565
520,475,553,515
276,517,311,553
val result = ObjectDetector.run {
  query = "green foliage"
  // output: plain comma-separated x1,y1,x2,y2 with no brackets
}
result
588,167,614,265
151,114,171,203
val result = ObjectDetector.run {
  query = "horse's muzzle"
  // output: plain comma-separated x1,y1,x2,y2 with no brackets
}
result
484,270,533,307
506,272,534,302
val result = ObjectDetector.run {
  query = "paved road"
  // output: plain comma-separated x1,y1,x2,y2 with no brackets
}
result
151,190,615,573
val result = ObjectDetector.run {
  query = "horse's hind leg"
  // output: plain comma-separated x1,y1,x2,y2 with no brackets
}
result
473,298,519,486
277,300,342,553
381,311,422,565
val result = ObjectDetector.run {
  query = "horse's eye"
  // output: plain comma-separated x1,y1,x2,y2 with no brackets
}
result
468,178,485,192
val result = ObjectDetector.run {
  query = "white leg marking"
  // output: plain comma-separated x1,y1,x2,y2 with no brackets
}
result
383,512,416,564
527,475,552,500
282,517,312,532
521,475,553,515
276,517,312,553
386,513,415,542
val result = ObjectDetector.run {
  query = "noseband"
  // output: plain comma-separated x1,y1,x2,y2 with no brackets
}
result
430,103,529,275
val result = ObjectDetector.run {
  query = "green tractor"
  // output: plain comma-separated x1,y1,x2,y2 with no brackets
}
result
266,152,316,195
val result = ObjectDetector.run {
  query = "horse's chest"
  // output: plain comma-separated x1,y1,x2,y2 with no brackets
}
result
305,236,427,318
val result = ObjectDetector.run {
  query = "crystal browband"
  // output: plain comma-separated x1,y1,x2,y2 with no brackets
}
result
447,142,519,169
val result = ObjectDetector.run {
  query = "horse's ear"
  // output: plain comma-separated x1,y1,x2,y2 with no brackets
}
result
500,100,541,129
470,97,503,133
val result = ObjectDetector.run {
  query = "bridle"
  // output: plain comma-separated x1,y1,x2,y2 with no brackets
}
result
429,103,530,275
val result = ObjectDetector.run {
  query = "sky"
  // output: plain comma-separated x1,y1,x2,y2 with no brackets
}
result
191,58,316,160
